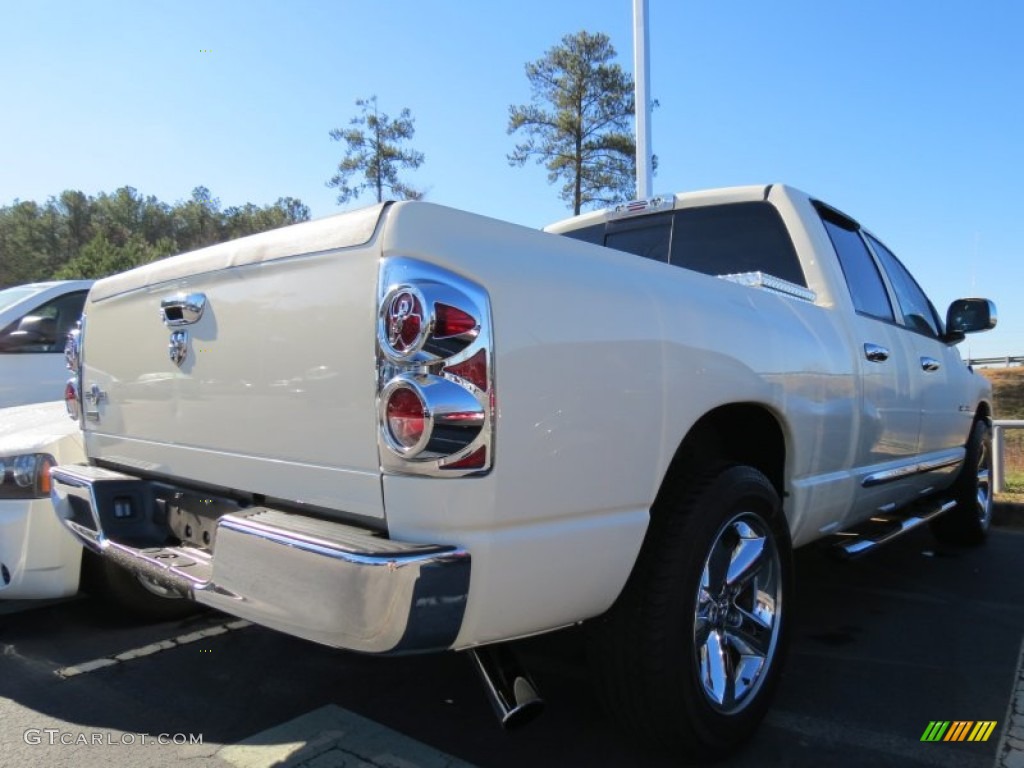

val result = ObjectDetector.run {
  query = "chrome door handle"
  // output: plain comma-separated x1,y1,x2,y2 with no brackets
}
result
921,357,941,372
864,343,889,362
161,293,207,326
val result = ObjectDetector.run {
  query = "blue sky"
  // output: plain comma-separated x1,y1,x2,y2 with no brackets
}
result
2,1,1020,358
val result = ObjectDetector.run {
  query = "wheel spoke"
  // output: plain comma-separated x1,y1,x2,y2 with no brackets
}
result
725,525,767,589
729,600,774,656
702,537,732,597
699,628,732,707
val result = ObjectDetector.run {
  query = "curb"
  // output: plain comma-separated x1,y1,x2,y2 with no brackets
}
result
996,634,1024,768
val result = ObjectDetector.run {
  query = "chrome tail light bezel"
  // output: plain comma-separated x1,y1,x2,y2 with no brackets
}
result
64,317,85,426
376,258,494,477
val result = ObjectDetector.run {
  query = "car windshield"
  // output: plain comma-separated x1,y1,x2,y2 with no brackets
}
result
0,285,45,313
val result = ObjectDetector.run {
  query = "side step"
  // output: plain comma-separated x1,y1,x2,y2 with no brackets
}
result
827,498,956,559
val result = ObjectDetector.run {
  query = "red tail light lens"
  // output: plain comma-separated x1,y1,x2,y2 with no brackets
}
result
385,387,426,449
446,349,488,392
64,379,80,421
442,446,486,470
435,303,477,338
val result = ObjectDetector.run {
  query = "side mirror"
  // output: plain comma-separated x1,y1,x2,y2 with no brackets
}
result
944,298,997,343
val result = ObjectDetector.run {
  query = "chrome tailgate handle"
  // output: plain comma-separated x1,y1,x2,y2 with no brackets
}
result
864,343,889,363
161,293,207,326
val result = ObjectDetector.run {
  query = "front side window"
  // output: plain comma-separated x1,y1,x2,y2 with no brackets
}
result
865,235,941,337
820,217,894,322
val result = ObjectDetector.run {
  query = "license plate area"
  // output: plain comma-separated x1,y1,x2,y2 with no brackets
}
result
160,489,240,551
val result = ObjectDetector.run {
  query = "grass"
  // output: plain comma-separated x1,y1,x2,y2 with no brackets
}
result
1000,471,1024,505
980,367,1024,506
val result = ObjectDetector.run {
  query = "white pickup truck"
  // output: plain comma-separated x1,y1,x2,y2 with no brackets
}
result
50,184,996,760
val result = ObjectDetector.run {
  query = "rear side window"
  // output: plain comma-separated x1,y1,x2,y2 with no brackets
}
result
820,218,894,322
559,202,806,287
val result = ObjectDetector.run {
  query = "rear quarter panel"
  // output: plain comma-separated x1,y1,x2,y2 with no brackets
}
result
377,202,855,646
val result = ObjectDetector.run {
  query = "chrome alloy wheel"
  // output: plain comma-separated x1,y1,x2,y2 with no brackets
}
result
974,436,993,529
694,512,783,714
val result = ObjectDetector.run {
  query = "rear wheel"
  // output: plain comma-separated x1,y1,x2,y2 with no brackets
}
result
931,420,992,547
81,551,202,621
589,464,792,761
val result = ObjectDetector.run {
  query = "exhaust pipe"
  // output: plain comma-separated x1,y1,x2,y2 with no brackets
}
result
468,645,544,729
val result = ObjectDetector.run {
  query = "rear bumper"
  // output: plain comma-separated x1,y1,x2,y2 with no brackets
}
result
50,464,470,654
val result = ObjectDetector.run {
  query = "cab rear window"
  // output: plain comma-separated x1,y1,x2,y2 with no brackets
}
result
561,202,806,287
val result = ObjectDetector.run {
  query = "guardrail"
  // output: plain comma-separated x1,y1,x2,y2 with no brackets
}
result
968,355,1024,367
993,419,1024,493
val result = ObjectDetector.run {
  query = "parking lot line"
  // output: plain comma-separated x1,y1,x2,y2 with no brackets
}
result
217,704,476,768
54,618,252,678
996,634,1024,768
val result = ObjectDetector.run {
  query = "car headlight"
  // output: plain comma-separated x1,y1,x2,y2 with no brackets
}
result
0,453,55,499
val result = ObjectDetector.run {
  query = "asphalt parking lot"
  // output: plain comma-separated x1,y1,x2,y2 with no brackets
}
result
1,521,1022,768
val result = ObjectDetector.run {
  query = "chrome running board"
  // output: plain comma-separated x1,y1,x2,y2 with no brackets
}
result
827,498,956,559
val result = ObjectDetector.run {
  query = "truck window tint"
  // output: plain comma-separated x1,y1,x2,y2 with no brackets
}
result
604,212,672,263
865,234,941,337
821,219,894,322
560,223,604,246
670,203,806,287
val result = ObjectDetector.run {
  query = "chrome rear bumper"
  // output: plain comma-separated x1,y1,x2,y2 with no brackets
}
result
50,464,469,654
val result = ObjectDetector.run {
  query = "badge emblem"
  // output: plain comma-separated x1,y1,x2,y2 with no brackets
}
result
169,330,189,367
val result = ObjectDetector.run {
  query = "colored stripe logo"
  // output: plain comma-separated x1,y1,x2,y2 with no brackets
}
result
920,721,998,742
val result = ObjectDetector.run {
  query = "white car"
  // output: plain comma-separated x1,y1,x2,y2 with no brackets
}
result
0,282,193,616
0,401,83,598
0,280,93,408
0,400,197,616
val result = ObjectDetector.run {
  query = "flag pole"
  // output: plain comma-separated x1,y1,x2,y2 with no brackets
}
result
633,0,653,199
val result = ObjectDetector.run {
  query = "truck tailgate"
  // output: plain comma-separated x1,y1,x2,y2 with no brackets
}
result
79,205,387,520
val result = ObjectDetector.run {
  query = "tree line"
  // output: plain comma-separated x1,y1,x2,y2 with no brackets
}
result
0,186,310,287
2,29,641,288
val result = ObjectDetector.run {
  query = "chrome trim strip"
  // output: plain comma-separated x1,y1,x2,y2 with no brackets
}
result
717,271,817,302
50,466,470,654
861,455,963,488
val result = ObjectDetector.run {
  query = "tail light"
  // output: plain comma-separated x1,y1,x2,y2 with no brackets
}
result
64,379,80,421
64,320,85,424
377,259,493,476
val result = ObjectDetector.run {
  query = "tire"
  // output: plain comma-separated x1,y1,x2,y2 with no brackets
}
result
930,419,993,547
81,551,202,622
588,465,792,762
